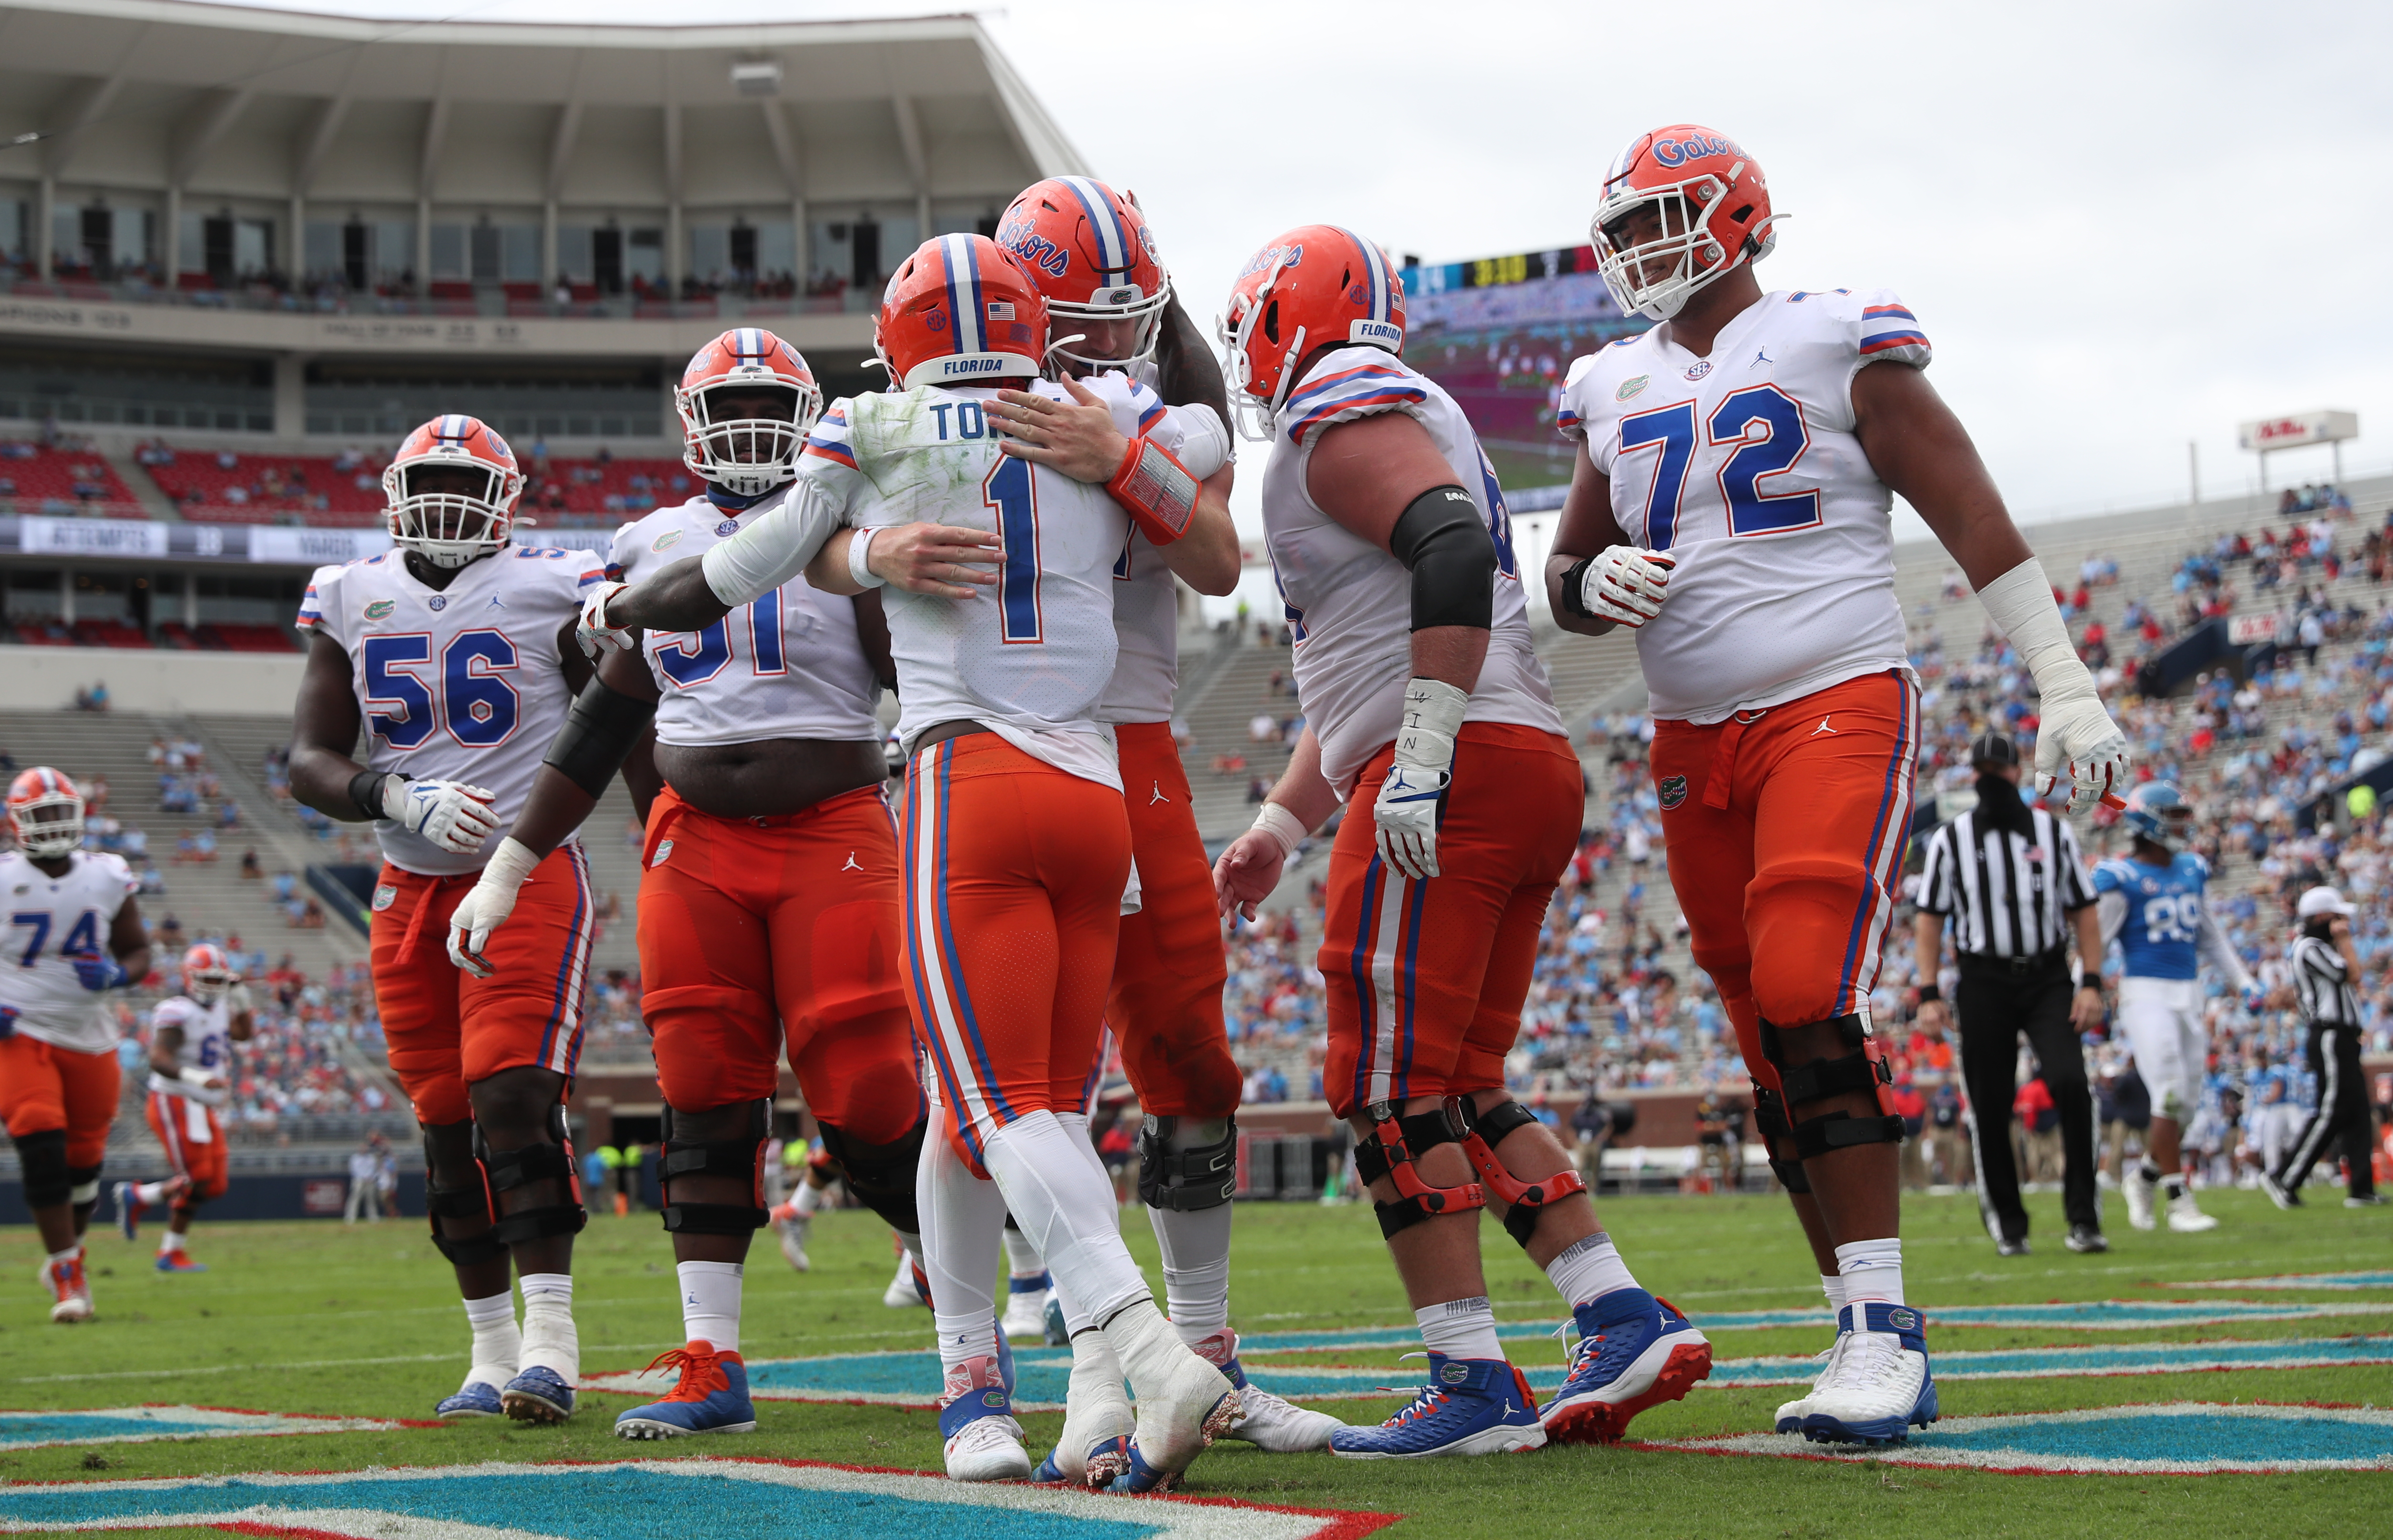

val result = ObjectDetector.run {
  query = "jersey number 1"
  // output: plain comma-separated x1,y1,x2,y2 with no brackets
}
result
985,456,1043,645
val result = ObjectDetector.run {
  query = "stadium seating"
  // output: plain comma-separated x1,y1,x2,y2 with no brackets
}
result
141,450,386,528
0,443,146,518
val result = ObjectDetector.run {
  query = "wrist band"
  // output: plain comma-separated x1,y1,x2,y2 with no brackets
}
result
847,527,886,589
1251,802,1309,860
1105,436,1197,545
348,770,395,822
1916,982,1940,1003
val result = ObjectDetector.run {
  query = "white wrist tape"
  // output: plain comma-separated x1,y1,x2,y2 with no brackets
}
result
846,527,885,589
1977,558,2092,698
178,1066,217,1089
1251,802,1310,860
478,836,543,893
377,773,413,823
1392,677,1469,770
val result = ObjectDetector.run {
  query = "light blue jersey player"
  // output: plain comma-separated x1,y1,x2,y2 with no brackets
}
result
2092,783,2255,1234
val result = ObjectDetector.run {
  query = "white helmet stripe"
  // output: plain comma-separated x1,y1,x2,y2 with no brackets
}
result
1059,176,1129,273
1338,228,1390,323
940,234,985,355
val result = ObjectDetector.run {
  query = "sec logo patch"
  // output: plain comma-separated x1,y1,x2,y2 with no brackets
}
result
371,884,397,912
363,599,396,620
1658,775,1688,810
1684,360,1713,381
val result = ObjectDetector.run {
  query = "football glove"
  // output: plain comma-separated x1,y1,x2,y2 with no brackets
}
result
224,980,254,1018
72,954,131,992
2031,685,2129,817
447,837,541,979
1375,677,1467,881
574,579,637,659
1577,546,1676,629
382,776,499,855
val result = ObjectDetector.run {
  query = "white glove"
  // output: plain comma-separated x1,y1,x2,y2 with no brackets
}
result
1976,558,2128,815
447,837,542,979
224,980,254,1018
1578,546,1677,628
382,775,499,855
1375,677,1466,881
574,579,636,659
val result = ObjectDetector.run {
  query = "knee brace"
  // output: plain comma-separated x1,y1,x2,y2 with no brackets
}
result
13,1129,72,1209
68,1163,104,1224
1749,1085,1812,1193
659,1099,770,1236
482,1102,590,1246
423,1123,508,1267
1352,1101,1485,1240
816,1113,926,1236
1444,1097,1587,1249
1760,1013,1905,1160
1137,1116,1237,1212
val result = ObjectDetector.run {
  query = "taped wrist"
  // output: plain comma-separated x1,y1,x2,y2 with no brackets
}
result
1558,555,1598,620
349,770,397,822
544,678,656,799
1387,485,1492,632
1250,801,1309,860
815,1114,926,1236
1977,557,2091,697
1137,1116,1238,1212
1444,1096,1587,1248
1105,435,1198,546
659,1099,770,1236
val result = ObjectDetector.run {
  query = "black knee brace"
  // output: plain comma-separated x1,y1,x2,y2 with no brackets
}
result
482,1102,589,1246
1137,1116,1237,1212
1761,1013,1905,1160
1353,1101,1485,1239
816,1114,925,1236
14,1129,70,1209
659,1099,770,1236
1444,1097,1587,1248
1750,1085,1811,1193
424,1123,508,1267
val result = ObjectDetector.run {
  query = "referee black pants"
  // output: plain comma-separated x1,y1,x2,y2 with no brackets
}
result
1956,953,2099,1238
2275,1021,2377,1198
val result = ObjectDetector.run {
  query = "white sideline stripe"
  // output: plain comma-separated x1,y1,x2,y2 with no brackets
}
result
10,1353,455,1385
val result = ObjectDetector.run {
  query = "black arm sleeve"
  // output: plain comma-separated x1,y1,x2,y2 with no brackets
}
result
1386,484,1494,633
543,677,658,799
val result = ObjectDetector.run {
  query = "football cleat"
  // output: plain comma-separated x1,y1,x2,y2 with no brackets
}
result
883,1250,930,1309
1539,1288,1712,1444
113,1181,141,1242
1042,1295,1069,1347
1187,1327,1342,1453
436,1380,506,1419
39,1252,93,1325
1994,1235,2031,1257
614,1340,757,1439
1000,1282,1053,1343
501,1365,576,1423
2064,1224,2109,1253
2261,1173,2301,1210
1330,1355,1545,1459
939,1355,1031,1482
1031,1342,1134,1487
776,1215,811,1273
1773,1338,1844,1434
1799,1302,1938,1447
2167,1189,2219,1232
2124,1166,2160,1231
2347,1194,2389,1207
1110,1348,1241,1492
155,1250,207,1273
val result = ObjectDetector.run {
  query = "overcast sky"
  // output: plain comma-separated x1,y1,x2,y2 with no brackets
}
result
245,0,2393,534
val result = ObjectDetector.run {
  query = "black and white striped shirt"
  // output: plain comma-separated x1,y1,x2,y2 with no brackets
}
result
2291,935,2359,1026
1916,805,2094,958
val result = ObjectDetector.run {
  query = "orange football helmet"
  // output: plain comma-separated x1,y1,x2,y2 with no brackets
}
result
995,177,1171,374
1590,125,1780,321
181,942,237,1005
6,767,83,858
381,415,524,568
875,234,1050,391
1217,225,1405,441
675,328,822,498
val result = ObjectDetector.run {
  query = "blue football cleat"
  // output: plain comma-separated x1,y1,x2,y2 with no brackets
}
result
436,1380,505,1419
113,1182,140,1242
614,1341,756,1439
1539,1288,1712,1444
1329,1354,1546,1459
154,1251,208,1273
1799,1302,1938,1447
500,1364,576,1423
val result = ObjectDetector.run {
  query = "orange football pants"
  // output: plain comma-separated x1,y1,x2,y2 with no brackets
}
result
1319,722,1583,1119
146,1091,230,1203
636,783,920,1141
0,1033,120,1168
1649,669,1918,1096
1107,721,1239,1121
900,732,1131,1170
372,846,596,1127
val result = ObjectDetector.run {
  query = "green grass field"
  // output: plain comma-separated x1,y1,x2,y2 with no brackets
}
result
4,1186,2389,1538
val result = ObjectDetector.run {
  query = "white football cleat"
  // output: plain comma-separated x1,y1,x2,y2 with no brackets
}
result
1797,1304,1937,1448
1773,1337,1843,1434
883,1251,929,1309
775,1217,810,1273
1185,1329,1341,1452
2123,1166,2159,1231
2166,1189,2219,1232
1000,1286,1052,1343
938,1355,1031,1482
39,1252,93,1324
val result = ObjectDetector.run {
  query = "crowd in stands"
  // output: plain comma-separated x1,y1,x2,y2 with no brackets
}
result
0,433,141,517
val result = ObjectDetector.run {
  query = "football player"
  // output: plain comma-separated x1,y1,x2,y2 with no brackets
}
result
582,234,1239,1491
1211,225,1709,1458
2094,783,2253,1233
985,177,1340,1476
0,769,149,1323
117,943,253,1270
288,416,607,1423
1542,125,2130,1445
446,328,934,1441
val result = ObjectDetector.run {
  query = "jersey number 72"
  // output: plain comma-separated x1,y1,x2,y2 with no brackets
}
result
1617,385,1821,549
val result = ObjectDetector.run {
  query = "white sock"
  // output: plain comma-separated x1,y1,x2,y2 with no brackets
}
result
1416,1296,1504,1361
1148,1203,1232,1344
463,1290,520,1390
46,1244,81,1267
1545,1231,1637,1308
1002,1224,1048,1285
792,1180,823,1218
982,1111,1151,1328
1821,1272,1847,1327
159,1230,188,1255
920,1127,1007,1373
1835,1238,1904,1310
517,1272,579,1380
135,1180,171,1205
678,1260,743,1353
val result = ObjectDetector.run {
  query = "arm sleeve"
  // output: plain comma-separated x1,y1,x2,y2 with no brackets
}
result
699,477,848,607
2197,903,2253,993
2097,890,2129,951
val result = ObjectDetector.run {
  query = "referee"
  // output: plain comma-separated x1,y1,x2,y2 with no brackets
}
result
2265,886,2385,1209
1913,732,2109,1256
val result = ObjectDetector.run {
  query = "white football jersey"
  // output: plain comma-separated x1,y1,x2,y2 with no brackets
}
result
1262,346,1564,797
611,496,882,748
1558,288,1930,723
0,850,136,1054
298,544,607,876
147,993,232,1106
1095,365,1233,725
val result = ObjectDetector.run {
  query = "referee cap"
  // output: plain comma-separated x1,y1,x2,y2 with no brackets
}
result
2297,885,2356,919
1969,731,2019,770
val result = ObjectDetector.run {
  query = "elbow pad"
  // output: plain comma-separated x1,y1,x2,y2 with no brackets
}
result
543,678,656,799
1388,485,1494,633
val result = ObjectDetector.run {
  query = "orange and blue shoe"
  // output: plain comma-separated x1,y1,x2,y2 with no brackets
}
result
113,1182,143,1242
1538,1288,1712,1444
40,1251,93,1324
155,1250,208,1273
1329,1354,1545,1459
614,1341,756,1440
